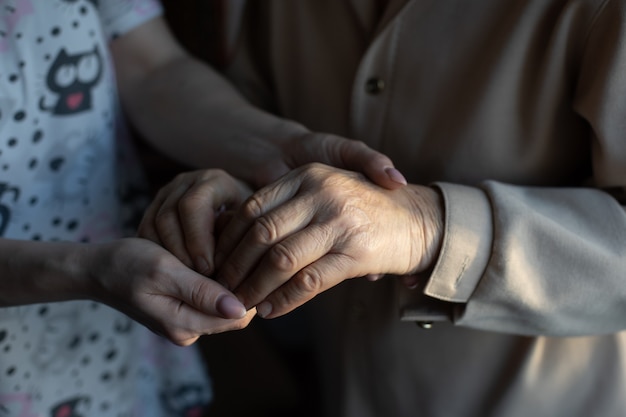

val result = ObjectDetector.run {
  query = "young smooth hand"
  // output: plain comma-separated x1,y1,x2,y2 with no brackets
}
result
266,131,408,190
85,237,255,346
0,237,254,346
214,163,444,319
138,169,253,277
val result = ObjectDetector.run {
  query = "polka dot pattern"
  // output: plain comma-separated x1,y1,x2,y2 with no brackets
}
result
0,0,211,415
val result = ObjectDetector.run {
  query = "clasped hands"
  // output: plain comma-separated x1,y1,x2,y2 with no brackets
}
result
139,154,443,324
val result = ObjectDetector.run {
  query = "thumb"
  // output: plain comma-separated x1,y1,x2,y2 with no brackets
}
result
290,133,407,190
176,272,248,319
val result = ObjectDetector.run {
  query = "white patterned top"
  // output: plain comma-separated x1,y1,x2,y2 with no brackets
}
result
0,1,212,416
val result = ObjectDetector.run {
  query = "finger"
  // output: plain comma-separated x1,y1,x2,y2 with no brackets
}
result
217,192,316,292
152,182,196,269
256,252,359,319
137,184,174,244
177,172,249,275
214,171,303,272
365,273,384,282
294,134,407,190
174,271,248,320
138,182,193,267
201,308,256,336
153,300,256,346
234,222,335,308
334,138,407,190
134,249,254,345
186,277,246,319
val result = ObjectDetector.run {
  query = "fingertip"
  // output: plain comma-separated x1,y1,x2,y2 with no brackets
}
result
384,167,408,187
363,164,408,190
216,294,247,319
365,273,383,282
256,301,273,319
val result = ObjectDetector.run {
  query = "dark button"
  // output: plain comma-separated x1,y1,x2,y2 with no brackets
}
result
365,77,385,94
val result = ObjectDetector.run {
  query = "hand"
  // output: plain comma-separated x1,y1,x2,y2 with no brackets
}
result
85,237,255,346
137,133,406,277
214,163,444,318
138,169,253,276
258,131,408,190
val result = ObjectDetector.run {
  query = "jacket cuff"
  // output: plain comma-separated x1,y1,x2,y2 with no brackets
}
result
423,183,493,303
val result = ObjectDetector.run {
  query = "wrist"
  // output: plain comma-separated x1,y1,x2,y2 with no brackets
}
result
0,239,94,305
251,121,311,187
403,185,444,273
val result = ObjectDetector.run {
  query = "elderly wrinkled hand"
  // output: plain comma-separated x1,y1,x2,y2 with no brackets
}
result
214,163,444,319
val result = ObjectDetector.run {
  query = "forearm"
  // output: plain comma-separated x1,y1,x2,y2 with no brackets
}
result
111,18,405,191
0,238,92,306
118,52,308,186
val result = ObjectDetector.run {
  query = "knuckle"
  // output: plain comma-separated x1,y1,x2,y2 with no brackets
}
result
251,216,279,244
178,191,208,216
293,267,324,295
188,280,214,310
241,195,265,221
302,161,328,177
268,243,299,273
319,171,355,195
357,245,377,261
128,248,168,281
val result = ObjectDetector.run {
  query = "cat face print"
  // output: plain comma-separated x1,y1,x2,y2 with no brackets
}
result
39,45,103,116
50,396,90,417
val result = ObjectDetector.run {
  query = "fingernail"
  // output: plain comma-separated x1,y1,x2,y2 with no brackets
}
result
365,273,382,282
256,301,273,318
385,167,407,185
217,295,247,319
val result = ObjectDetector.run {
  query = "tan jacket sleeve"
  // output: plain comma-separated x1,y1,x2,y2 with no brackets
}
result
418,0,626,337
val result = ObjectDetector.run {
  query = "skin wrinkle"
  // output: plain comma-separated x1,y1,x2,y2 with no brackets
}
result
401,186,438,274
269,241,300,273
